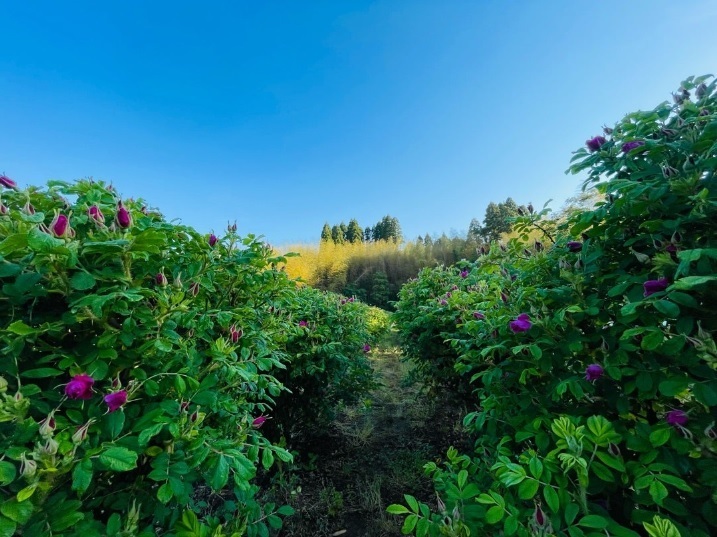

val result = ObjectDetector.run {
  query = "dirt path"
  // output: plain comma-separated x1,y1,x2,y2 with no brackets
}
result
277,342,469,536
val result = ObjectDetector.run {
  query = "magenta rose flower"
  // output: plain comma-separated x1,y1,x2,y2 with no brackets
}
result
65,374,95,400
665,410,687,427
0,174,18,189
585,136,606,152
509,313,532,333
643,278,669,297
621,140,645,153
104,390,128,412
585,364,604,381
566,241,583,252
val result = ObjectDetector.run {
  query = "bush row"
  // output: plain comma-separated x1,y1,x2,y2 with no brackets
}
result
390,76,717,537
0,178,380,536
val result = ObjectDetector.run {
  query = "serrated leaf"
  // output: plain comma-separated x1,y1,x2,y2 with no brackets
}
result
209,455,229,491
157,483,173,504
99,447,138,471
401,514,418,534
72,458,93,494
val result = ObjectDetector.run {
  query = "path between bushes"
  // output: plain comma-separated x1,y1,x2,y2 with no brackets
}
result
276,342,469,537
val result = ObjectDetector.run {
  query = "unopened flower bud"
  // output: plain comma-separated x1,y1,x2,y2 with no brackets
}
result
607,443,621,457
87,205,105,225
699,108,710,117
705,422,717,441
42,438,59,456
631,248,651,264
72,421,93,444
534,505,546,527
696,83,708,99
602,125,613,135
23,201,35,215
190,410,199,423
155,272,168,286
20,456,37,478
523,248,531,257
115,201,132,229
534,240,543,252
208,234,218,247
180,401,190,412
517,206,525,216
662,165,679,179
660,127,677,137
39,415,56,437
653,238,664,249
527,202,534,214
0,376,7,393
574,259,584,270
14,391,23,402
0,202,8,215
174,273,183,288
671,231,682,244
189,282,200,296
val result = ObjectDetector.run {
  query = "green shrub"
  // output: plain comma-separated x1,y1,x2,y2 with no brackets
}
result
0,179,296,536
390,75,717,536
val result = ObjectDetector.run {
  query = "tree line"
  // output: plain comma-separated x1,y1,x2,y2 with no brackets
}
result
320,215,402,244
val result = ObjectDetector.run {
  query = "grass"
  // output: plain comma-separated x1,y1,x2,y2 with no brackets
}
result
271,332,471,536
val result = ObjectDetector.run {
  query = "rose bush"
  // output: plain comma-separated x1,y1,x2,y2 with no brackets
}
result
0,179,314,536
390,75,717,537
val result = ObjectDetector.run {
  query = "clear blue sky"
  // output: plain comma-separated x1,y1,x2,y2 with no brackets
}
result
2,1,715,245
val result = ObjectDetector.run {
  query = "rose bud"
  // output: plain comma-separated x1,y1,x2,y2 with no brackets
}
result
190,410,199,423
473,311,485,320
602,125,614,135
527,202,534,214
666,409,688,427
115,201,132,229
696,83,708,99
104,390,128,412
517,206,525,216
208,234,218,247
607,443,621,457
20,457,37,479
41,438,59,456
0,174,18,189
643,278,669,297
622,140,645,153
87,205,105,225
566,241,583,252
72,421,93,444
65,374,95,400
574,259,584,270
23,201,35,215
585,364,604,381
585,136,606,152
252,416,267,428
662,165,679,178
699,108,710,117
155,272,168,287
671,231,682,244
534,240,543,252
189,282,200,297
39,415,57,437
180,401,190,412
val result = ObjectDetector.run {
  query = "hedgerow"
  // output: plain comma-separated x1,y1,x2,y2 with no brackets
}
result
0,178,378,536
390,75,717,537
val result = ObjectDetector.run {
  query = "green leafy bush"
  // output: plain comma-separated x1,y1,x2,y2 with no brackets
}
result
269,287,378,438
0,179,298,536
390,75,717,536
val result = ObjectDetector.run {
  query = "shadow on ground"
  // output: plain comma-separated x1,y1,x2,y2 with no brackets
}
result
273,342,471,536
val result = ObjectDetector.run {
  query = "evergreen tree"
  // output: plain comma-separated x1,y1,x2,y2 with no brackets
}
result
373,215,402,243
321,222,333,242
331,224,345,244
346,219,364,243
364,227,373,242
468,218,482,238
370,271,390,309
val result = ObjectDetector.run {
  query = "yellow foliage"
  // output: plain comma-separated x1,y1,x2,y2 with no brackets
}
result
276,241,402,290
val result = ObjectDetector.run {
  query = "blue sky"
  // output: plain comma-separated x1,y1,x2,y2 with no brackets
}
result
2,1,715,245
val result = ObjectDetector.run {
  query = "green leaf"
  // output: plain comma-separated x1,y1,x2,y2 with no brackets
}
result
565,503,580,525
457,469,468,489
401,514,418,534
0,515,17,537
657,474,692,492
543,486,559,513
579,515,609,529
27,227,65,253
99,447,138,471
0,234,30,256
595,451,625,472
404,494,419,514
16,484,36,502
641,330,664,351
416,517,429,537
485,505,504,524
0,462,17,486
658,377,689,397
20,367,63,378
649,480,669,505
209,455,229,491
504,515,519,536
693,382,717,406
261,448,275,470
277,505,295,516
72,458,93,494
157,483,173,504
267,515,282,530
386,503,411,515
671,275,717,290
0,498,34,524
649,428,671,447
69,271,96,290
529,457,543,479
518,479,539,500
652,300,680,318
6,321,37,336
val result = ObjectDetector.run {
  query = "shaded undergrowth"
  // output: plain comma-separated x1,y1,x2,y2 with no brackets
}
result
271,334,471,536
